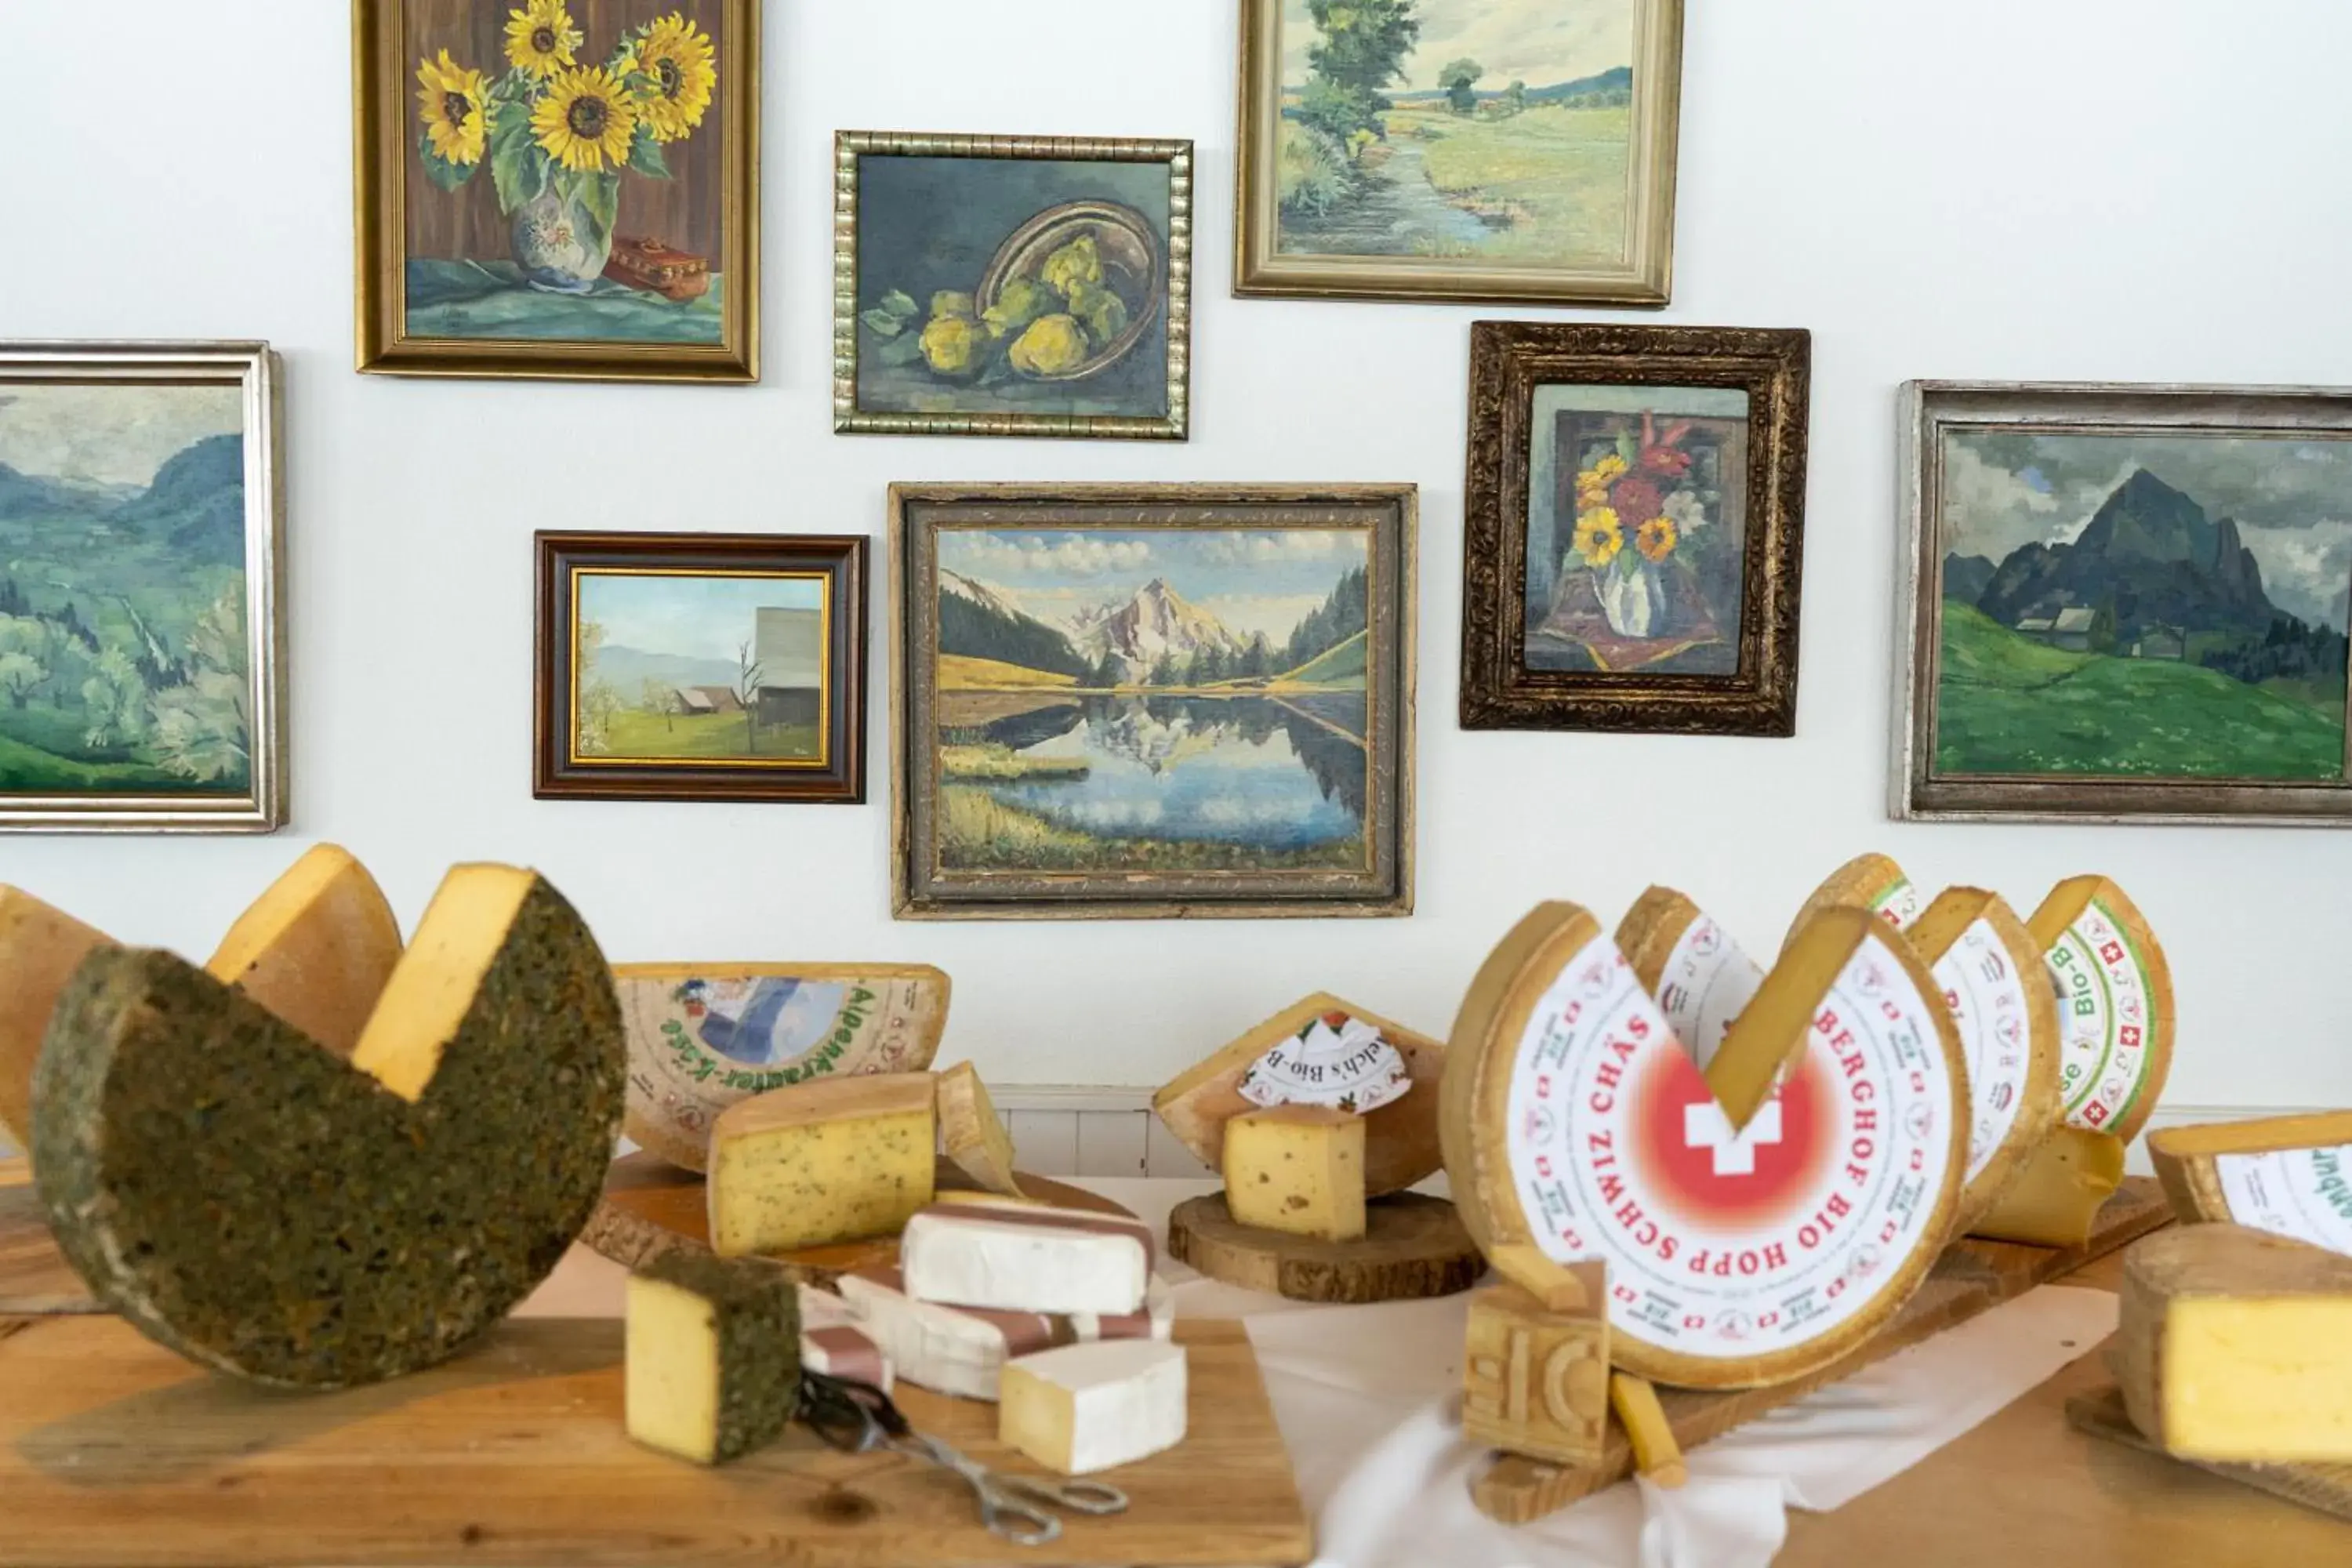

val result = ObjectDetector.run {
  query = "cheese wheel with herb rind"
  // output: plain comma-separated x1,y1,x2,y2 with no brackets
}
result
2149,1112,2352,1252
2028,877,2173,1143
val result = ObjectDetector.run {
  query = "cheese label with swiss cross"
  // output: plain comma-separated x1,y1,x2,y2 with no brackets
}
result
1653,916,1763,1072
1504,934,1958,1377
2042,902,2158,1134
2215,1145,2352,1255
1870,879,1923,930
1236,1010,1412,1115
1934,919,2035,1189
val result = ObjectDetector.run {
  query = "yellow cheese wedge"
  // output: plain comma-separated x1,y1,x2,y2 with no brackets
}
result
2028,877,2173,1144
936,1062,1022,1197
1610,1372,1689,1488
350,866,534,1102
1787,852,1922,949
2148,1112,2352,1250
1969,1126,2125,1247
0,888,111,1155
706,1073,937,1257
1461,1274,1608,1465
1222,1104,1366,1242
206,844,402,1060
2116,1224,2352,1463
1903,887,2063,1227
626,1254,800,1466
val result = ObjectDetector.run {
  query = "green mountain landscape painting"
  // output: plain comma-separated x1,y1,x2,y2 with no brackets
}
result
0,382,259,801
1935,430,2352,783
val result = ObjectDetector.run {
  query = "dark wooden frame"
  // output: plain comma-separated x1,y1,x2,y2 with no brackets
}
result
534,532,866,803
890,484,1417,920
1460,322,1812,735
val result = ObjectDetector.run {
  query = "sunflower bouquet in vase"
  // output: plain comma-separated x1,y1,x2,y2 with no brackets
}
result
415,2,717,294
1569,414,1715,641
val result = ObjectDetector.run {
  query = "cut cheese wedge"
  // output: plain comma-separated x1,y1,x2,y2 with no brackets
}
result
1000,1339,1189,1476
2116,1224,2352,1463
1788,853,1922,949
205,844,401,1060
0,889,111,1158
1616,887,1762,1072
1224,1104,1367,1242
937,1062,1022,1198
2029,877,2173,1142
706,1073,937,1258
626,1254,801,1466
1155,993,1443,1196
616,962,951,1173
31,865,625,1388
1443,902,1968,1390
1904,887,2063,1227
1969,1127,2125,1247
2149,1113,2352,1252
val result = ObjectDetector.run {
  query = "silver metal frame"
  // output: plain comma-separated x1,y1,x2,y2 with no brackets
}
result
0,342,286,833
1894,379,2352,826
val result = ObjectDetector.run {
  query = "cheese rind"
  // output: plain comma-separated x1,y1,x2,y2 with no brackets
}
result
626,1254,802,1466
617,963,952,1173
1156,993,1444,1196
899,1200,1153,1316
1461,1275,1607,1465
2029,877,2173,1142
205,844,402,1061
837,1267,1173,1402
2149,1112,2352,1251
936,1062,1023,1198
706,1073,937,1258
1000,1339,1188,1476
1222,1105,1367,1242
0,889,111,1160
1788,853,1921,948
2117,1224,2352,1462
1615,887,1762,1071
1969,1127,2125,1247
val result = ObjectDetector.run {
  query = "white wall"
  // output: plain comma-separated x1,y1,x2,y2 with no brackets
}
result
5,0,2350,1111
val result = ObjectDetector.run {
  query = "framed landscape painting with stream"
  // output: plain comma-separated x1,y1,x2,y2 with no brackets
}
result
1896,383,2352,825
355,0,758,382
891,485,1416,920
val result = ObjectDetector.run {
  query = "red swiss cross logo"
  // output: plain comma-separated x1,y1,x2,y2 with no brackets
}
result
1628,1044,1835,1229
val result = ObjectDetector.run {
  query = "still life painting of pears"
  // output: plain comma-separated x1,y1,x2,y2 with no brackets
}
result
855,155,1175,421
405,1,728,345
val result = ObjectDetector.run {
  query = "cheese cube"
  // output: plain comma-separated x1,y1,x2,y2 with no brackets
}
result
899,1200,1153,1316
936,1062,1023,1198
1969,1127,2125,1247
2117,1224,2352,1462
706,1073,936,1258
626,1254,802,1466
1000,1339,1189,1475
205,844,402,1060
1461,1273,1608,1465
1222,1105,1367,1241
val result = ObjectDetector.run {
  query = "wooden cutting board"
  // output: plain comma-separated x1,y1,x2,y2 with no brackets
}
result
1474,1177,2174,1523
0,1160,94,1316
2067,1381,2352,1524
0,1313,1311,1568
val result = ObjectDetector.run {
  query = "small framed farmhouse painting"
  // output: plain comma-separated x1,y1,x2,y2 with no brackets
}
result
0,343,285,833
354,0,758,382
1896,383,2352,826
891,485,1416,920
1460,323,1811,736
835,133,1193,441
535,532,866,804
1235,0,1685,306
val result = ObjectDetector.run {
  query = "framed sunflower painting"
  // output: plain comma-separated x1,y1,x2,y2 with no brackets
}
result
354,0,758,382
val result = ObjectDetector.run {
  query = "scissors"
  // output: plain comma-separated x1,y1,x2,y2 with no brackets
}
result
797,1370,1129,1547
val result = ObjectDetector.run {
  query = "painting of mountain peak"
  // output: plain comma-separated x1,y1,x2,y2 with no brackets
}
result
1935,430,2352,783
0,381,260,801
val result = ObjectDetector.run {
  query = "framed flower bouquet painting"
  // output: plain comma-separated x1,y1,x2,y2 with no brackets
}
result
1459,322,1811,735
354,0,758,382
534,532,867,804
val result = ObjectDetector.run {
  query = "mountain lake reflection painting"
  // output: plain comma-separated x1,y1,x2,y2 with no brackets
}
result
931,527,1377,876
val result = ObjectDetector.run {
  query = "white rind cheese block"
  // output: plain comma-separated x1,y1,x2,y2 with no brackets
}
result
899,1200,1155,1316
1000,1339,1189,1476
2150,1112,2352,1254
836,1267,1173,1402
1616,887,1762,1072
798,1284,893,1392
2029,877,2174,1143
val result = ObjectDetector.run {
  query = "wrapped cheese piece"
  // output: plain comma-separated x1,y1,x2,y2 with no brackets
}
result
836,1266,1173,1402
1001,1339,1189,1475
899,1200,1155,1316
797,1284,892,1392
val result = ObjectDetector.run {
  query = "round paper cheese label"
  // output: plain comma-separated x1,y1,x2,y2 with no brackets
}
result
2043,901,2161,1133
1506,934,1958,1370
1237,1009,1412,1114
1931,917,2037,1189
2215,1146,2352,1255
1871,878,1922,930
1653,915,1764,1071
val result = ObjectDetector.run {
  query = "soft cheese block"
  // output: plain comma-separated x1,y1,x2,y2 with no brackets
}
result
899,1199,1154,1316
626,1254,802,1466
797,1285,892,1389
617,963,952,1172
1787,852,1922,948
2149,1112,2352,1251
1155,994,1444,1196
1000,1339,1189,1476
0,888,111,1158
837,1266,1173,1402
31,865,624,1388
2028,876,2174,1143
205,844,402,1060
1969,1126,2125,1247
2117,1225,2352,1463
1222,1104,1367,1242
937,1062,1023,1198
706,1073,937,1258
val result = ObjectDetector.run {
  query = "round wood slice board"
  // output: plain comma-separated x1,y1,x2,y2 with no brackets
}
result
1167,1192,1484,1303
582,1152,1139,1286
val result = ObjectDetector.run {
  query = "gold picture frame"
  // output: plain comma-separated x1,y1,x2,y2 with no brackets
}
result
1234,0,1685,307
354,0,759,383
